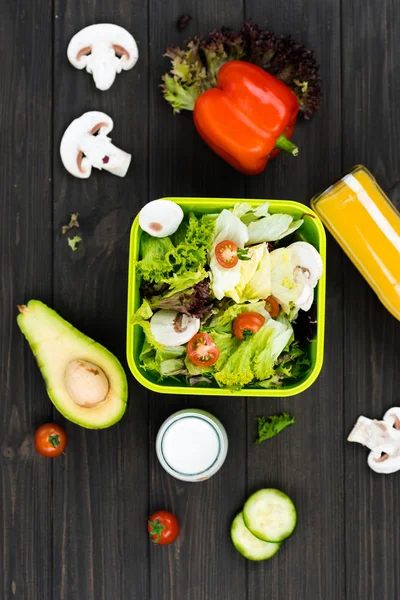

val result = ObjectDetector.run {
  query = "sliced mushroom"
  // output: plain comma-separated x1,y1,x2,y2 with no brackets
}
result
288,242,323,288
348,410,400,474
139,200,184,238
67,24,139,91
150,310,200,346
60,111,131,179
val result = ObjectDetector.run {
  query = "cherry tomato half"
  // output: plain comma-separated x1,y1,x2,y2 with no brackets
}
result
35,423,67,458
148,510,180,545
233,312,265,341
215,239,238,268
265,295,280,318
187,333,220,367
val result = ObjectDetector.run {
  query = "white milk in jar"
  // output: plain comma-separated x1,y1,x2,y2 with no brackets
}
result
156,409,228,482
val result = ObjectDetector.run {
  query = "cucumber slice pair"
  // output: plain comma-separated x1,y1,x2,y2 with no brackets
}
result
231,513,281,561
231,488,297,561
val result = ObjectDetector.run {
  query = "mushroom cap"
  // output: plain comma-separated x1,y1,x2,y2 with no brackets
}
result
288,242,323,288
139,200,184,237
67,23,139,71
150,310,200,346
60,111,113,179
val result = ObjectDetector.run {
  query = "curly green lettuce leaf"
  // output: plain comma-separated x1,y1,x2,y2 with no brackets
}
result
138,213,215,288
140,338,187,379
137,235,176,284
214,325,274,388
162,29,246,113
275,341,310,380
255,412,295,444
131,300,162,351
67,235,82,252
161,39,208,113
162,21,321,119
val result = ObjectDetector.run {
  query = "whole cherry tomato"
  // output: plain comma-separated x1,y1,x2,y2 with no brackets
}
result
35,423,67,457
233,312,265,341
148,510,180,545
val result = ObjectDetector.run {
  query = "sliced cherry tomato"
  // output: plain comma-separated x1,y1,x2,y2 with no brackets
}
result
35,423,67,458
215,239,239,268
265,295,280,318
233,312,265,341
187,332,220,367
148,510,180,545
214,240,250,269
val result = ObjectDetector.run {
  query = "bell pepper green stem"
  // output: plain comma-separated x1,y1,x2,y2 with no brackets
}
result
275,134,299,156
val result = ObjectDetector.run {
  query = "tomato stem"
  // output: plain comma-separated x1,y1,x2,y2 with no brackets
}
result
242,329,254,341
148,519,165,542
49,434,60,448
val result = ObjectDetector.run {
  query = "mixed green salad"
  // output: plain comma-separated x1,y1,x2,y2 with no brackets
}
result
132,200,323,390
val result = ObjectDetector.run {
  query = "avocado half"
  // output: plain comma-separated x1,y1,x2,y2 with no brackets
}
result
17,300,128,429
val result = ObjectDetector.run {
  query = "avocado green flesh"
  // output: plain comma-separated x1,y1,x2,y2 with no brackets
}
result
17,300,128,429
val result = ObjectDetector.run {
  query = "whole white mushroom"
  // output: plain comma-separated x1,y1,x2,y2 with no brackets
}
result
139,200,184,237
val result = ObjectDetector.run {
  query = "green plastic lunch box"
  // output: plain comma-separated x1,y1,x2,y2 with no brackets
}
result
126,198,326,396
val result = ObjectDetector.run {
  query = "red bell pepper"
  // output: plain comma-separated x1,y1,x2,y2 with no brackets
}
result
193,61,299,175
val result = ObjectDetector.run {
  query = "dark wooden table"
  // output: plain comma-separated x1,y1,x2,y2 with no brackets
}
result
1,1,399,599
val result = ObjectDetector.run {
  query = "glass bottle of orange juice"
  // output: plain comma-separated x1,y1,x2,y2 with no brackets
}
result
311,165,400,321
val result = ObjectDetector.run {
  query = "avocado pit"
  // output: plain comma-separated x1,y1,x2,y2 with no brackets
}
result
65,359,109,408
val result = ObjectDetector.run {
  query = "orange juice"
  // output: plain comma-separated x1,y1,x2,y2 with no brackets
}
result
311,165,400,321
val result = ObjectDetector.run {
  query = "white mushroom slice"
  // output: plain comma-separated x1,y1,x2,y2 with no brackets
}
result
288,242,323,288
67,24,139,91
295,284,314,311
150,310,200,346
139,200,184,237
60,111,131,179
348,408,400,474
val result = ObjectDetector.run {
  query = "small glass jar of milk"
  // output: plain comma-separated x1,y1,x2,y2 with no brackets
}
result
156,409,228,482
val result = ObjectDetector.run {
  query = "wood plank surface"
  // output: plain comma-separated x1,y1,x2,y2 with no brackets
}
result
243,2,345,599
342,2,400,599
147,2,248,599
0,1,53,599
0,0,399,599
52,1,149,599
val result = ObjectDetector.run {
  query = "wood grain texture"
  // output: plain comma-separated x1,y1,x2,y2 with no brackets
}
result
1,0,400,598
244,2,345,599
342,2,400,599
52,1,149,599
148,2,248,599
0,1,53,599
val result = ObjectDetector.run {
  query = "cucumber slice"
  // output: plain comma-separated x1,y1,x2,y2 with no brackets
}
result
231,513,281,561
243,488,297,543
